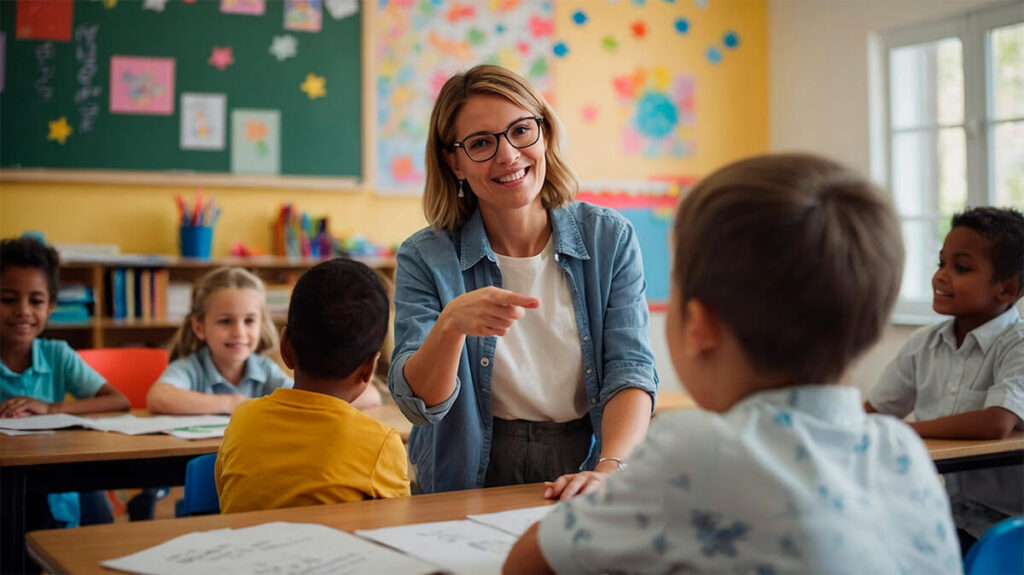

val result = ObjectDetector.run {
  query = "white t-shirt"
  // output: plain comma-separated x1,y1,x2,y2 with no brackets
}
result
538,385,962,574
491,236,586,422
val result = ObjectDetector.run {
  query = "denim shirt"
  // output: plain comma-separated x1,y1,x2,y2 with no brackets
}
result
389,201,659,493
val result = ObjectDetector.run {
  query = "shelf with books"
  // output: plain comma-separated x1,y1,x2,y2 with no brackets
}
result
43,256,397,349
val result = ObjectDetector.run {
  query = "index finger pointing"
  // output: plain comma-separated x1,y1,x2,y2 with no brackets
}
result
494,289,541,308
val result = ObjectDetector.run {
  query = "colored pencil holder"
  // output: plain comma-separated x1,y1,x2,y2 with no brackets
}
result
179,225,213,260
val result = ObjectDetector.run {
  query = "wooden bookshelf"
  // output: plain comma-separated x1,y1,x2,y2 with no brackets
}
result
44,256,397,349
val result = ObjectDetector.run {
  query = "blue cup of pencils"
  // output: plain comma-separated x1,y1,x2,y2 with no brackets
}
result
179,225,213,259
176,189,219,260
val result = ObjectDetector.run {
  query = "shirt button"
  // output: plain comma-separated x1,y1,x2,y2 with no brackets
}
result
586,368,593,375
583,335,590,342
481,358,490,367
554,253,559,262
591,398,598,405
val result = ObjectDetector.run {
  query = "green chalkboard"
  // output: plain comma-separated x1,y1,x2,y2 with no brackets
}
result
0,0,361,178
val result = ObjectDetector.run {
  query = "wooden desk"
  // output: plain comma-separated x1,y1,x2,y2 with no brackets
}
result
27,483,553,575
924,431,1024,474
654,391,697,414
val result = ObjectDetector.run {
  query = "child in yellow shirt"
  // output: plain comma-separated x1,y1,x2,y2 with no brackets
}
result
215,258,409,513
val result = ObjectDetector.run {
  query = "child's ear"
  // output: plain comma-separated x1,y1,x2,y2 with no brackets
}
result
190,315,206,342
279,326,296,370
684,299,722,357
996,277,1021,306
357,351,381,384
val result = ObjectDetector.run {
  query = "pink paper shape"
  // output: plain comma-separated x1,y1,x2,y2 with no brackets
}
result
582,105,598,123
221,0,264,15
208,46,234,70
110,56,175,115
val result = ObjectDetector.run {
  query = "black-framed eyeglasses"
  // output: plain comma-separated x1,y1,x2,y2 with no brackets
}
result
450,116,543,162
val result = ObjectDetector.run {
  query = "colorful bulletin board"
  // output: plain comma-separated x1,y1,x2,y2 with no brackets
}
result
0,0,362,178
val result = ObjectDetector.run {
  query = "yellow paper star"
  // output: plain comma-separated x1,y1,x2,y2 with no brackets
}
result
48,117,73,145
300,73,326,99
103,0,118,8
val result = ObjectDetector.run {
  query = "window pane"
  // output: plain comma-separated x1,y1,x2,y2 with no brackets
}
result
992,121,1024,207
900,218,944,302
990,23,1024,120
891,128,966,214
890,38,963,129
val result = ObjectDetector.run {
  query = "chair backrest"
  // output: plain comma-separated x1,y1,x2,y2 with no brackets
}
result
964,516,1024,575
181,453,220,516
78,348,169,409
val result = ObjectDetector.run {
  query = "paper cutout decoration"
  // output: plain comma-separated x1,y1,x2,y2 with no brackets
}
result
614,68,695,157
181,93,226,151
572,10,588,25
602,36,618,53
582,105,598,123
631,21,648,38
16,0,73,42
143,0,169,12
284,0,322,32
706,46,722,64
269,35,298,61
208,47,234,70
553,42,569,57
675,18,689,34
221,0,264,15
103,0,117,8
324,0,357,20
723,30,740,48
231,109,280,174
110,56,175,115
48,116,72,144
300,73,326,98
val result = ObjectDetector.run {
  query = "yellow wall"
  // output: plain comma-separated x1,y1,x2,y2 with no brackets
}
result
0,1,767,254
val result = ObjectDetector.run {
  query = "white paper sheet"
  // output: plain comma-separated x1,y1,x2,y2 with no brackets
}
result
356,520,515,575
101,522,441,575
466,505,555,537
0,413,92,430
0,428,56,436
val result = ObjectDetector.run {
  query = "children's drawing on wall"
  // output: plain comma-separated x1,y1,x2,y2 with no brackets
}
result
180,93,226,151
220,0,264,16
109,56,174,115
613,67,695,158
231,109,280,174
284,0,322,33
375,0,554,193
15,0,73,42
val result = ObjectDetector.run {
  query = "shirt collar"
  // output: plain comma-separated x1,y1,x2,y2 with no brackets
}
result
733,385,865,427
0,339,51,377
932,307,1020,353
198,346,268,388
458,204,590,272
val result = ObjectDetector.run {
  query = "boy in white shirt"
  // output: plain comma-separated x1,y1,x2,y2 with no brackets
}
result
504,154,962,574
867,206,1024,551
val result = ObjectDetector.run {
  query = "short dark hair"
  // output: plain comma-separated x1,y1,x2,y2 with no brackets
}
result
287,258,389,380
0,237,61,302
951,206,1024,301
672,153,904,384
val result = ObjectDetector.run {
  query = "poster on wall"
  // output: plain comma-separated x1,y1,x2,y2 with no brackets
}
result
375,0,555,194
181,93,226,151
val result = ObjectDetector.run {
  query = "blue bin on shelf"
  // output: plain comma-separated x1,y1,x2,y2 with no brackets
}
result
179,225,213,260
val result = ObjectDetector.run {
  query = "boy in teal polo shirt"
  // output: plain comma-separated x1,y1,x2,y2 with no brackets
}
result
1,237,130,529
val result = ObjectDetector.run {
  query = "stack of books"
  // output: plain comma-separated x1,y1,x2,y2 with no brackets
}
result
50,284,94,324
106,269,170,321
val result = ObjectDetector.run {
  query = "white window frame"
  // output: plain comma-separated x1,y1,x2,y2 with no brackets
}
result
872,1,1024,324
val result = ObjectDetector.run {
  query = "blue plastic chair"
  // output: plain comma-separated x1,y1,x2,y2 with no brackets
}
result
174,454,220,517
964,516,1024,575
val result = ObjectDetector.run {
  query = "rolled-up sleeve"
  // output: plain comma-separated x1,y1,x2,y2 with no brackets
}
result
599,219,658,409
388,240,460,425
866,339,919,419
984,332,1024,427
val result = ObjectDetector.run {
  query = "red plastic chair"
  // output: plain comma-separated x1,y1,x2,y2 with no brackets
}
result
78,348,169,409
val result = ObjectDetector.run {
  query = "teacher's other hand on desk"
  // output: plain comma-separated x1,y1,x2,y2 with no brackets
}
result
439,286,540,338
544,469,611,501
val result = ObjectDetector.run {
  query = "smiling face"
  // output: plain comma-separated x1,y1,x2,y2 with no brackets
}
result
192,287,263,369
933,226,1014,330
444,94,547,219
0,266,54,351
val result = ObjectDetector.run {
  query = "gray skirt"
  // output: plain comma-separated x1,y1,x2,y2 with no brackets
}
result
484,416,594,488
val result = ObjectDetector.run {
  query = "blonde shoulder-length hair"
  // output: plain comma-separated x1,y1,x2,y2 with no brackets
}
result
167,266,280,361
423,65,579,232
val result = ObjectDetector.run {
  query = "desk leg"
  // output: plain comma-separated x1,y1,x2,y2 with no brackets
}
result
1,466,29,574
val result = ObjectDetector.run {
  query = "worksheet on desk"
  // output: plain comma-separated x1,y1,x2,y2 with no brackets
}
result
466,505,555,536
356,520,515,575
0,413,92,430
101,522,441,575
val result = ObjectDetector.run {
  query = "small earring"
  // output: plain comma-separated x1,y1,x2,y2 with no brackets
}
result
458,179,465,198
